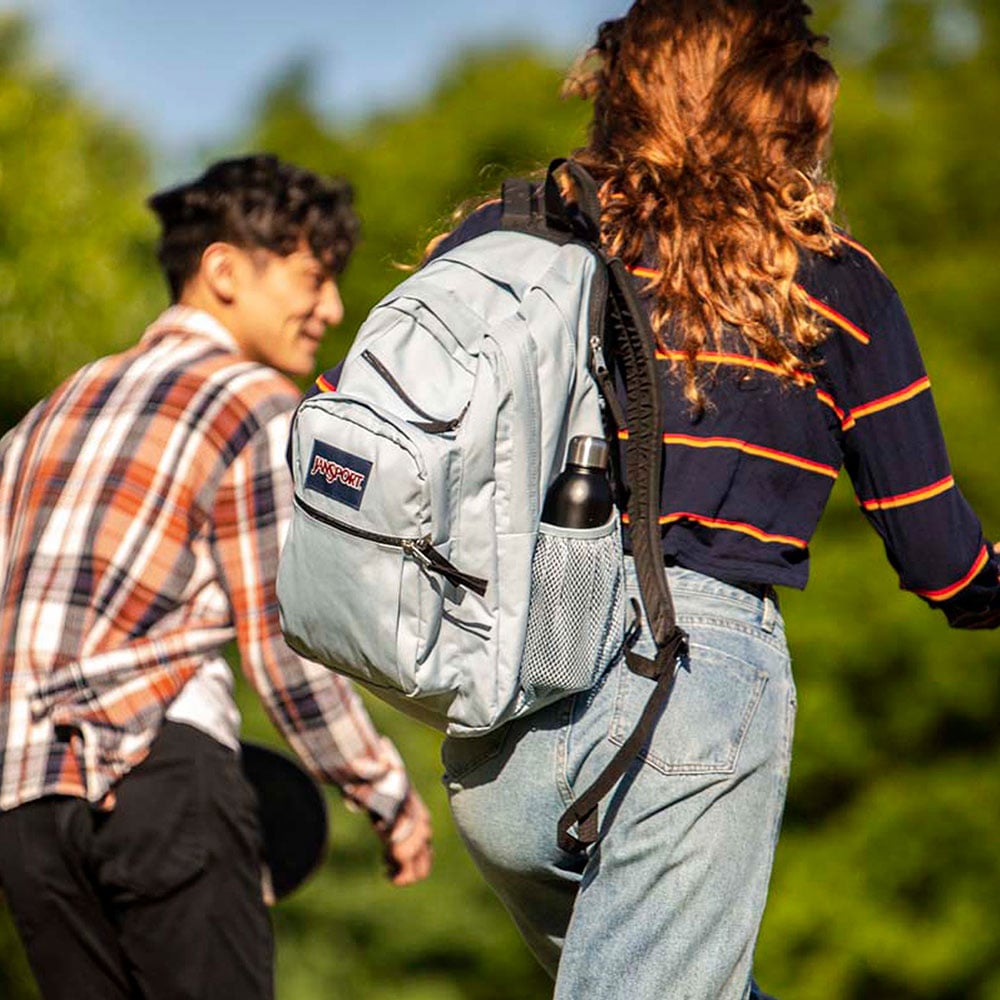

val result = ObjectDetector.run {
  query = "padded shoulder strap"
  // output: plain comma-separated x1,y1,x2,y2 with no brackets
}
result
604,257,682,650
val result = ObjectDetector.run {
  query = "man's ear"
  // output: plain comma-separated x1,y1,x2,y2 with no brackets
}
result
199,242,240,304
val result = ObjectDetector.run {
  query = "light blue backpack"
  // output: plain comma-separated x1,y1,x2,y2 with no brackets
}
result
278,162,686,850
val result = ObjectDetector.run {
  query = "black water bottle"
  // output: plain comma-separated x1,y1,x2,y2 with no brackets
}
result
541,435,613,529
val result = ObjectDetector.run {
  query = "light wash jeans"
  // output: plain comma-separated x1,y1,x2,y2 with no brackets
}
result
442,559,795,999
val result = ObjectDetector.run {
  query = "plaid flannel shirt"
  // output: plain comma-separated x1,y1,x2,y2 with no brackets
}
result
0,307,408,821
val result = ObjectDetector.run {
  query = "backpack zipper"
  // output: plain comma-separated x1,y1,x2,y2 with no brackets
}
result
361,350,467,433
293,494,488,597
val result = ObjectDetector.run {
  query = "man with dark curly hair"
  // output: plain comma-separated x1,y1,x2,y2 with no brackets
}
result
0,154,432,1000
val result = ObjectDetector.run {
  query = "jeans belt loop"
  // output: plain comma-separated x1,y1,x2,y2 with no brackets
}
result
760,586,778,634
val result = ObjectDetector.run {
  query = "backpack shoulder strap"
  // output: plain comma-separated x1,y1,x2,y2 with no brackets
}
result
556,251,688,853
497,159,688,851
529,159,689,854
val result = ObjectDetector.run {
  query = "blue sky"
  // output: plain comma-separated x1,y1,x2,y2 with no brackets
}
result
8,0,623,154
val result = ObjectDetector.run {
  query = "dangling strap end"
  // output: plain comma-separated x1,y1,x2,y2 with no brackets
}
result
624,647,658,679
625,624,687,680
557,804,600,855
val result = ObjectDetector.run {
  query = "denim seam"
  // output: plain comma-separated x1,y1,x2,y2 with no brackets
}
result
671,592,765,616
760,589,779,633
776,662,797,805
555,694,577,809
675,614,787,651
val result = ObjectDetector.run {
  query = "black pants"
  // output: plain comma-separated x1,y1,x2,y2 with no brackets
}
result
0,723,273,1000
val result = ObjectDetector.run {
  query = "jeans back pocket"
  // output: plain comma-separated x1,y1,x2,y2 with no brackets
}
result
609,625,774,776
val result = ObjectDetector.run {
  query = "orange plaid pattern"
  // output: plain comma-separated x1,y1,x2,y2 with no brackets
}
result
0,308,407,820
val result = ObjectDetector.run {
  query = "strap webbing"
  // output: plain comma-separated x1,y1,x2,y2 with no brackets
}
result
557,627,686,853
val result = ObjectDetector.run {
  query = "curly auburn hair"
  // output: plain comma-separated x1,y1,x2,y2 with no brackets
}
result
566,0,840,408
148,154,360,301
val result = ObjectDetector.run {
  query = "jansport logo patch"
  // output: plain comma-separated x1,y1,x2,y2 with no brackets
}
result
305,441,373,510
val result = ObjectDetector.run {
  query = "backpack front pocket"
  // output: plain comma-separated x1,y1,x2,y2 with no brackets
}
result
278,396,483,699
282,504,441,691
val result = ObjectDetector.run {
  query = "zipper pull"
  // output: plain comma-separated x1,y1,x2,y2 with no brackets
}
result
401,537,433,571
403,536,488,597
590,334,607,378
589,333,627,432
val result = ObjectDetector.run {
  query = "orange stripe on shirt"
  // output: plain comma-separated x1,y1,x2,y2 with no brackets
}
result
631,265,872,347
800,290,871,345
315,373,337,393
656,349,815,383
851,376,931,421
915,545,990,601
860,475,955,512
814,389,856,432
623,509,809,549
836,233,884,271
661,433,839,479
630,265,658,281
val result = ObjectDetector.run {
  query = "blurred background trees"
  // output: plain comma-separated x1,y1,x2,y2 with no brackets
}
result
0,17,163,431
1,1,998,997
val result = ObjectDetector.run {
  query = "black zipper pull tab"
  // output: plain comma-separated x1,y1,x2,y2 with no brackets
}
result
403,537,488,597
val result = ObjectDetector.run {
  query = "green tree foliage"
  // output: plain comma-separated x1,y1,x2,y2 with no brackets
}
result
246,46,592,372
0,17,163,431
1,3,999,999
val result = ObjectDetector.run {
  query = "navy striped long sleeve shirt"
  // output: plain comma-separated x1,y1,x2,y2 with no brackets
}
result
630,238,998,620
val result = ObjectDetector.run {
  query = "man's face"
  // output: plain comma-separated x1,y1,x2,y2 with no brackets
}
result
228,243,344,377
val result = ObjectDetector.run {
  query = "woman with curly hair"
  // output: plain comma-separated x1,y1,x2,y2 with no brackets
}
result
435,2,1000,997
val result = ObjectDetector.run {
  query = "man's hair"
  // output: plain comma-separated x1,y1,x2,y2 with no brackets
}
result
566,0,840,410
148,154,361,301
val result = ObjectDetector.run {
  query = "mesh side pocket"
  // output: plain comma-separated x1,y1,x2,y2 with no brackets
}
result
520,517,624,696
